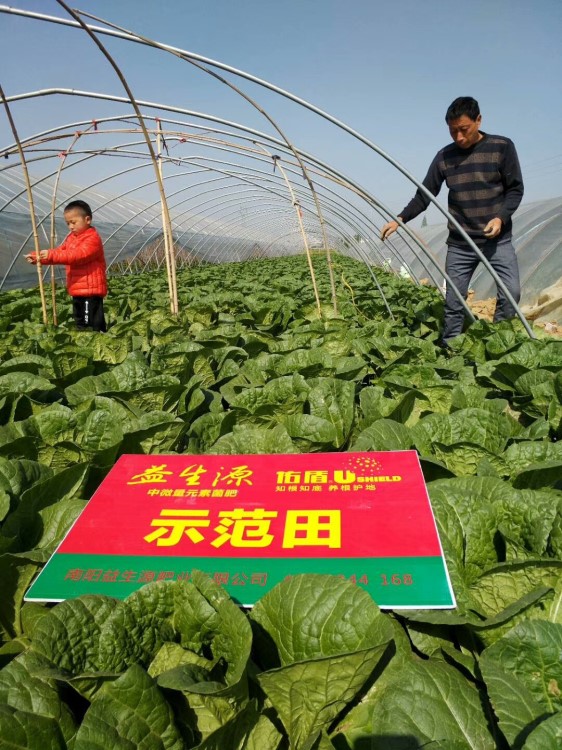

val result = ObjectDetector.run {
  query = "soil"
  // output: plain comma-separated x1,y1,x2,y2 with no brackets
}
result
466,291,562,338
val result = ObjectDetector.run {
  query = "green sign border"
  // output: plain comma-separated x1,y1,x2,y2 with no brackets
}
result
26,553,454,608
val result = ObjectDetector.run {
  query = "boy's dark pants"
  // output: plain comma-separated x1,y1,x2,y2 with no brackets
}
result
72,296,107,332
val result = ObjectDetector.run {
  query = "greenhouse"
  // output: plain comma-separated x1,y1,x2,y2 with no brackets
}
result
2,7,558,335
1,5,561,750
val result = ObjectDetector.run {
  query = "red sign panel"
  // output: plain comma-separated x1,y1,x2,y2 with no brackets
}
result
25,451,455,608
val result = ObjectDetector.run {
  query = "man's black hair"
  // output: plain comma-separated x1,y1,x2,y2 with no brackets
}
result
64,199,92,218
445,97,480,123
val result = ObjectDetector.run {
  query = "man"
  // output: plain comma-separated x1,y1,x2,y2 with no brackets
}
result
380,96,524,345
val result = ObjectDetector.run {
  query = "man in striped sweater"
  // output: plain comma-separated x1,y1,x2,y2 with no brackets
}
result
380,96,524,346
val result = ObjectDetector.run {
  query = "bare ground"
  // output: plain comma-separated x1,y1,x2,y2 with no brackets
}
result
466,291,562,338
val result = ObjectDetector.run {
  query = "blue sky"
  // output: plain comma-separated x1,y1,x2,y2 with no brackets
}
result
1,0,561,228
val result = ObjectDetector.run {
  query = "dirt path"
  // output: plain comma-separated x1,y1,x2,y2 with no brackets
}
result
467,291,561,338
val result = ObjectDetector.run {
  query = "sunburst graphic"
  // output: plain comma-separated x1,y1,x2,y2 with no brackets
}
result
346,455,382,473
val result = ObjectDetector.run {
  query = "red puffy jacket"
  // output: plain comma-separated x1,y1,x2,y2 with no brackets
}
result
44,227,107,297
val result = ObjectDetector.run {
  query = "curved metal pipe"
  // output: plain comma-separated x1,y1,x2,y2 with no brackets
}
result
1,129,417,323
0,5,533,335
0,96,429,274
117,187,277,270
0,82,48,322
0,97,451,298
0,100,481,327
1,125,433,325
54,1,178,313
75,9,338,314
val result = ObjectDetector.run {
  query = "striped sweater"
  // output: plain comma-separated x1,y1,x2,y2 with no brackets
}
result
399,132,524,247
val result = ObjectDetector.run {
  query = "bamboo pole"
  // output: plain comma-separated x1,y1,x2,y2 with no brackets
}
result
0,9,535,337
0,82,48,324
75,9,338,315
156,118,176,306
0,102,467,298
255,143,322,315
0,105,439,304
48,124,95,324
0,114,432,313
40,223,58,325
55,0,178,315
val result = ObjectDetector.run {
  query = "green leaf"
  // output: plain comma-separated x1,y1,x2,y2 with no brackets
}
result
0,372,56,399
148,643,213,677
481,620,562,713
226,374,308,415
339,656,496,749
185,411,236,453
34,497,85,554
307,377,355,447
120,412,185,454
518,418,551,440
50,346,93,386
251,576,392,750
89,333,132,365
479,654,549,748
350,418,412,451
496,488,559,558
0,554,42,640
79,409,124,458
73,664,184,750
210,424,297,454
258,643,390,750
0,354,53,378
279,413,338,450
432,441,508,477
150,340,206,378
504,440,562,471
30,595,118,674
0,457,52,499
98,576,251,689
512,460,562,490
250,574,393,668
195,700,282,750
521,712,562,749
273,348,336,378
548,578,562,624
1,463,88,552
429,478,500,583
0,704,66,749
24,405,77,445
0,651,77,742
0,489,10,522
469,561,562,621
514,369,555,397
37,441,85,472
413,408,516,455
416,384,455,415
555,369,562,403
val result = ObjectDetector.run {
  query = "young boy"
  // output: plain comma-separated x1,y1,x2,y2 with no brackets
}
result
26,200,107,331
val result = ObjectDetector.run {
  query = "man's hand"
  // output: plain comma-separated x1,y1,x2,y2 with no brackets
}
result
24,250,48,264
483,218,502,239
380,220,400,241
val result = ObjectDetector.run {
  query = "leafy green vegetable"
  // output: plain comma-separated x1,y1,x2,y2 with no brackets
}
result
0,254,560,747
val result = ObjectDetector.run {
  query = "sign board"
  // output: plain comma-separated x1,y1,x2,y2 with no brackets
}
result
25,451,455,608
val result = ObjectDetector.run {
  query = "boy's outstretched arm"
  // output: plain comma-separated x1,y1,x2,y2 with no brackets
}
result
25,250,49,264
41,232,103,266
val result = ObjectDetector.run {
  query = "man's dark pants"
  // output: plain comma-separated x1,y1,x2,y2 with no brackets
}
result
442,239,520,344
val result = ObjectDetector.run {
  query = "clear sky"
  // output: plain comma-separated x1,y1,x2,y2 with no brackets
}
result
1,0,561,228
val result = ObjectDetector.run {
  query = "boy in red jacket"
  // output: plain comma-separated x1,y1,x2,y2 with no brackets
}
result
26,200,108,331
